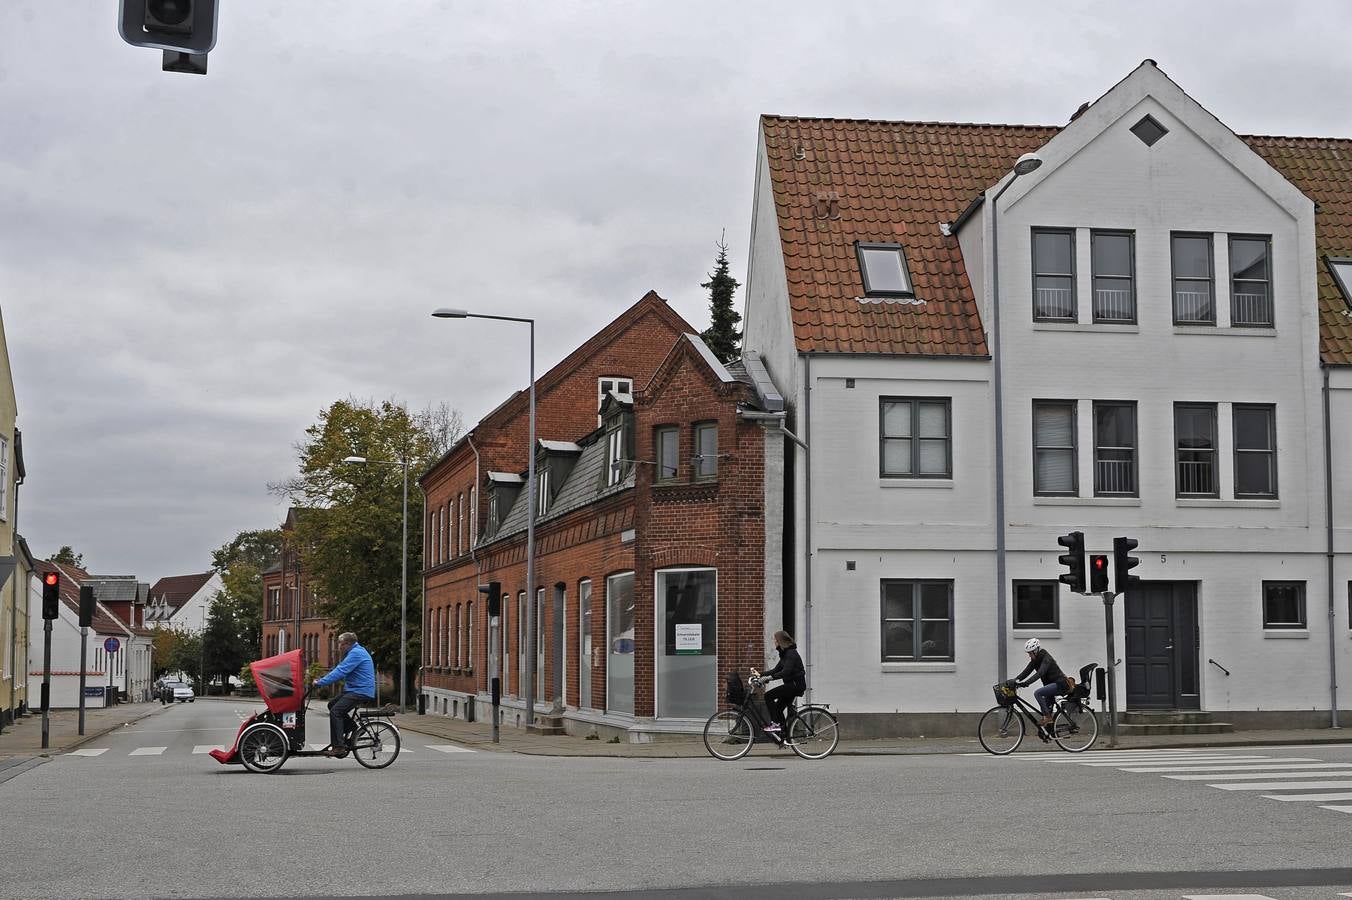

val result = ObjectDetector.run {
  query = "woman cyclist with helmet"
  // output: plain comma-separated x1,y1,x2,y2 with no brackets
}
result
1009,637,1067,727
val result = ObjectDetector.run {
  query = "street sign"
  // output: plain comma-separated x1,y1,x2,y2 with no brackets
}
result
104,637,121,653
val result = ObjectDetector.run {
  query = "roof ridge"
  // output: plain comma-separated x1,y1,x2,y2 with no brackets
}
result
761,114,1058,131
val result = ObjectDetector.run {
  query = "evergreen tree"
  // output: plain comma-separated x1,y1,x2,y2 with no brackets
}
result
51,546,85,568
700,233,742,364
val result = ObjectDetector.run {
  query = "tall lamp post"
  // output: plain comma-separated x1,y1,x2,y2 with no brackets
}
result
990,151,1043,682
432,308,536,728
344,454,410,712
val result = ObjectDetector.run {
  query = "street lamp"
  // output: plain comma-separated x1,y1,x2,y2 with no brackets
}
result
344,453,410,712
431,307,537,729
991,151,1043,682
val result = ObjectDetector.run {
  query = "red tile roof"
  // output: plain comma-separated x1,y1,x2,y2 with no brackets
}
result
148,572,214,609
761,117,1352,364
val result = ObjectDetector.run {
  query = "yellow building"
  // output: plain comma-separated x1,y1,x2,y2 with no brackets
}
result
0,305,28,729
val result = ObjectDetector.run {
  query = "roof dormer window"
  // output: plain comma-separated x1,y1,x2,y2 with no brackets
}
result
1328,258,1352,316
856,242,914,299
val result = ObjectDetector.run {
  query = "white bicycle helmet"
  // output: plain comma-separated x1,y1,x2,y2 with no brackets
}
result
1024,637,1041,653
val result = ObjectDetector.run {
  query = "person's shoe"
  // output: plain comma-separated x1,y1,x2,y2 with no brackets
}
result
1038,715,1053,727
323,746,349,758
762,723,781,733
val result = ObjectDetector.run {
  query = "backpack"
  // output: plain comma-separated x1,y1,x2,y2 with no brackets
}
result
724,671,746,706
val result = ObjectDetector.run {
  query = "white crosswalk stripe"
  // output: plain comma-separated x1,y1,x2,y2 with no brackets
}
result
979,744,1352,817
192,745,216,754
68,748,107,757
427,743,475,753
129,746,166,756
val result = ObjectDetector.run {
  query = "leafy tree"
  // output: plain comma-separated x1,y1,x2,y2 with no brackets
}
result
202,600,246,693
155,625,200,682
51,546,85,568
699,233,742,364
210,529,282,661
270,397,460,700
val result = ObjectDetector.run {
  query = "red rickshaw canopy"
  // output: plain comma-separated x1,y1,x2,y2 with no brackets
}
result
250,649,303,714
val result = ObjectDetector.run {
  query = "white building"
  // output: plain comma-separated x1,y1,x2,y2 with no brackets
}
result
146,571,222,633
742,61,1351,730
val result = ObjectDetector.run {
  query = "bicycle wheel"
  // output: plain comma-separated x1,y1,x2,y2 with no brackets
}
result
977,705,1025,755
788,707,839,760
238,722,289,773
1052,701,1098,752
352,720,400,769
703,710,755,760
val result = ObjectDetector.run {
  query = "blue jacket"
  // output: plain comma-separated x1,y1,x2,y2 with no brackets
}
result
316,642,376,698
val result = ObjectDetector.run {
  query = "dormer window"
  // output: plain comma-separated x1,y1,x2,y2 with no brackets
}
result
604,417,626,487
537,463,551,516
856,242,914,298
486,489,499,534
1328,258,1352,315
598,377,633,425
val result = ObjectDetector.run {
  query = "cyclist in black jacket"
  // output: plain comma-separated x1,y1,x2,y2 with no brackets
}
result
1011,637,1066,727
754,630,806,735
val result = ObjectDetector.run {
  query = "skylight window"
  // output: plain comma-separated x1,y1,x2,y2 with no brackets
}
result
857,242,914,298
1329,258,1352,313
1130,114,1168,147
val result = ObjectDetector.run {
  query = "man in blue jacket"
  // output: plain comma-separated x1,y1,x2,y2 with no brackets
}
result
313,632,375,757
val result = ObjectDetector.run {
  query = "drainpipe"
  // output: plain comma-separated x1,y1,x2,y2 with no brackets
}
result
1323,365,1340,728
803,354,813,701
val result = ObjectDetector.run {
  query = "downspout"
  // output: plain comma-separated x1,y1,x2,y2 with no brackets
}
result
803,353,813,702
1324,365,1340,728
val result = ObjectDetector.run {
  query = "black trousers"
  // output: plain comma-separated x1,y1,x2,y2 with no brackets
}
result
327,691,373,748
764,684,802,728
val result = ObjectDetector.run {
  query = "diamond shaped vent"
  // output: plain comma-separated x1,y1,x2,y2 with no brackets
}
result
1131,114,1168,147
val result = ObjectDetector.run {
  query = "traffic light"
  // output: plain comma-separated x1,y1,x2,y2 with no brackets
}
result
42,572,60,620
1057,531,1086,593
1089,554,1109,593
118,0,218,73
79,586,97,628
479,581,502,618
1113,536,1141,595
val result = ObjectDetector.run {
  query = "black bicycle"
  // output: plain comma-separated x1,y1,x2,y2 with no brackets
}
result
977,663,1100,755
703,672,839,761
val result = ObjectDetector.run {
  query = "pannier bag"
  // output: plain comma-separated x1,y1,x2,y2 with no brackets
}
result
724,670,746,706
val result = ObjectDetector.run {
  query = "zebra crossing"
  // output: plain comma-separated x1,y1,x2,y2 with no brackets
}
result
985,746,1352,815
64,741,475,758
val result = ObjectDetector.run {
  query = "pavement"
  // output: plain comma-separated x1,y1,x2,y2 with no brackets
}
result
2,698,1349,770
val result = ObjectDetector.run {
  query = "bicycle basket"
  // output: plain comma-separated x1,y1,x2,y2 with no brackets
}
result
993,683,1016,707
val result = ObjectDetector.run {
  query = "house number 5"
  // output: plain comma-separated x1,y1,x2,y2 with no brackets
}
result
1159,553,1167,564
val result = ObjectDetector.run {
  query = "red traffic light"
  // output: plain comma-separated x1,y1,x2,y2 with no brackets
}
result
43,572,58,586
1092,556,1107,571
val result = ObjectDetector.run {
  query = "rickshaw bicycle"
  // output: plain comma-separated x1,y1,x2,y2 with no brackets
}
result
977,662,1101,755
703,671,839,761
210,649,401,773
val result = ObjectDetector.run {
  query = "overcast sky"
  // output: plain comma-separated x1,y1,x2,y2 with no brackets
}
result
2,1,1350,581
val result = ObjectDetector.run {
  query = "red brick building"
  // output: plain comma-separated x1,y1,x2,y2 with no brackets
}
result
260,508,337,670
421,292,788,739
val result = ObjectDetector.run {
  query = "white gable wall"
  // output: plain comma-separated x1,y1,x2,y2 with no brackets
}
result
743,135,800,412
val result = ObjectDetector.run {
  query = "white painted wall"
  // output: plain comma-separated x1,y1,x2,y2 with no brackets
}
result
742,134,800,411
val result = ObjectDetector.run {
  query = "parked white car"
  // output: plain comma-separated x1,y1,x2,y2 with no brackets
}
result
161,680,195,703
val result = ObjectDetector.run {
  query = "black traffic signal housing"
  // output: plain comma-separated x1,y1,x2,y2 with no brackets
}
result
1057,531,1086,593
79,586,97,628
1089,554,1109,593
1114,536,1141,595
118,0,219,73
479,581,502,618
42,571,60,620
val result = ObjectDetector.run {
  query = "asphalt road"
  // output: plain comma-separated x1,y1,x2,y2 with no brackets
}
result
3,700,1351,899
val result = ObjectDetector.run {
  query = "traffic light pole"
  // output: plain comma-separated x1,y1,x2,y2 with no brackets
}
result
40,617,51,749
78,625,88,735
1099,590,1120,746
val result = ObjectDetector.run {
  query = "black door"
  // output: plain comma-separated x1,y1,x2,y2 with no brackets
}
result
1124,581,1198,710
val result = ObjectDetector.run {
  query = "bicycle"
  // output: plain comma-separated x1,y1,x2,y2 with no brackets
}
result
703,671,840,761
977,662,1100,755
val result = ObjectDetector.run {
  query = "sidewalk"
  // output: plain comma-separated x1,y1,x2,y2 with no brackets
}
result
0,699,169,773
396,712,1352,758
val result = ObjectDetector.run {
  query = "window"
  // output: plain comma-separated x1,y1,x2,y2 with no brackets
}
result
1234,404,1277,498
432,509,440,565
656,427,678,481
693,422,718,480
1329,258,1352,311
604,417,626,486
597,377,633,424
881,580,954,661
455,605,462,668
0,434,8,520
1174,404,1218,497
1032,229,1075,320
1093,401,1137,496
856,242,914,298
880,398,951,478
1091,231,1135,323
1033,401,1076,495
467,601,474,670
1263,581,1305,629
537,464,552,515
1013,581,1059,629
1230,236,1273,326
1130,114,1168,147
1172,233,1214,324
457,493,465,555
486,488,499,534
